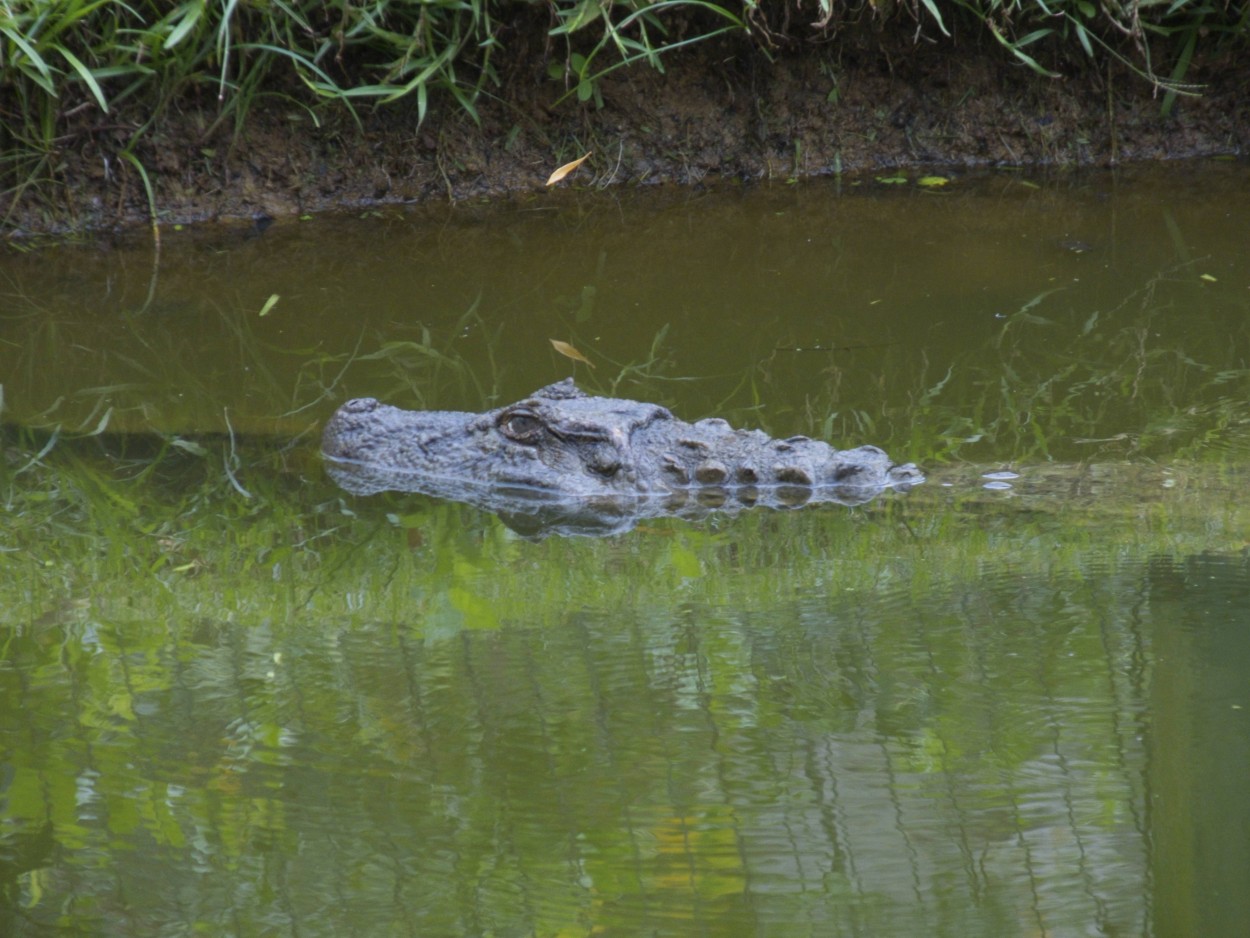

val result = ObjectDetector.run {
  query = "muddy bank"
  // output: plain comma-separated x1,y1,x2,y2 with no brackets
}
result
7,31,1247,235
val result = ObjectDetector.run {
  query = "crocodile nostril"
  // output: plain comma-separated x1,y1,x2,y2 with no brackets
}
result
342,398,380,414
586,444,623,477
590,456,622,477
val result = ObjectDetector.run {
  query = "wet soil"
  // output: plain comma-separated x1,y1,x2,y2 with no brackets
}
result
6,28,1247,235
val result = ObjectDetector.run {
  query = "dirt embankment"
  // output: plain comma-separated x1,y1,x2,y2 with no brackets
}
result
7,26,1247,234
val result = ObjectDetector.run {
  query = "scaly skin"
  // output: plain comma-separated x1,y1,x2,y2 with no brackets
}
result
322,379,923,501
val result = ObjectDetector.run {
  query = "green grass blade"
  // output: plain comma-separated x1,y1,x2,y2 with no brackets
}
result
550,0,606,36
1074,20,1094,57
163,1,206,50
381,43,459,104
119,150,158,232
56,45,110,112
1,25,56,94
918,0,951,37
1161,17,1201,117
217,0,239,101
987,22,1061,78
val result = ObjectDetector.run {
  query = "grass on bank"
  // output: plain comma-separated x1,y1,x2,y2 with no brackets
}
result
0,0,1245,227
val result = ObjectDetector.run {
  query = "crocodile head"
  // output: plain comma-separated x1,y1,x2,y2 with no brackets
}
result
321,379,676,498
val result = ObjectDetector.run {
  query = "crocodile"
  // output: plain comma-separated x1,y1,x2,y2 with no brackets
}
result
322,378,923,536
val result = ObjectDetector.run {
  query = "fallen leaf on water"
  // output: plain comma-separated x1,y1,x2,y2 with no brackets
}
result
1200,273,1218,282
917,175,950,188
546,152,592,186
258,293,280,317
550,339,595,368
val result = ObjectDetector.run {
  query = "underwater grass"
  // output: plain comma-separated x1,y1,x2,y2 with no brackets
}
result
5,230,1250,468
4,329,1250,633
6,247,1250,618
3,415,1249,637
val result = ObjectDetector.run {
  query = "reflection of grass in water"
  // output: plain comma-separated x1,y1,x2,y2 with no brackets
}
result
8,426,1209,936
2,390,1247,929
4,406,1249,629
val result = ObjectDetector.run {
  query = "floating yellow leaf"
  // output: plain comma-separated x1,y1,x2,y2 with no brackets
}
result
546,152,592,186
1200,273,1218,282
917,175,950,188
258,293,280,317
550,339,595,368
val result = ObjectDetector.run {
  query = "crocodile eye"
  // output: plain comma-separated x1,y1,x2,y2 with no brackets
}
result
500,412,545,443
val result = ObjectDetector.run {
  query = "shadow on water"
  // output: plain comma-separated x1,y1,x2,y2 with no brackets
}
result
2,164,1250,935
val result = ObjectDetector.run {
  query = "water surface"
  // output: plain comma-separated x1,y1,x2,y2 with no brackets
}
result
2,163,1249,936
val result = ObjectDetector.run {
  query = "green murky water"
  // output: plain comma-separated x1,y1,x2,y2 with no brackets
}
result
3,163,1249,936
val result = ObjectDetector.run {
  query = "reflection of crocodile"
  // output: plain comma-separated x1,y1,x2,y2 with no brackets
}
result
322,379,923,536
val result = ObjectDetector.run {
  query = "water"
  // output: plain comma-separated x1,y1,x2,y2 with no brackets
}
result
2,163,1249,936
